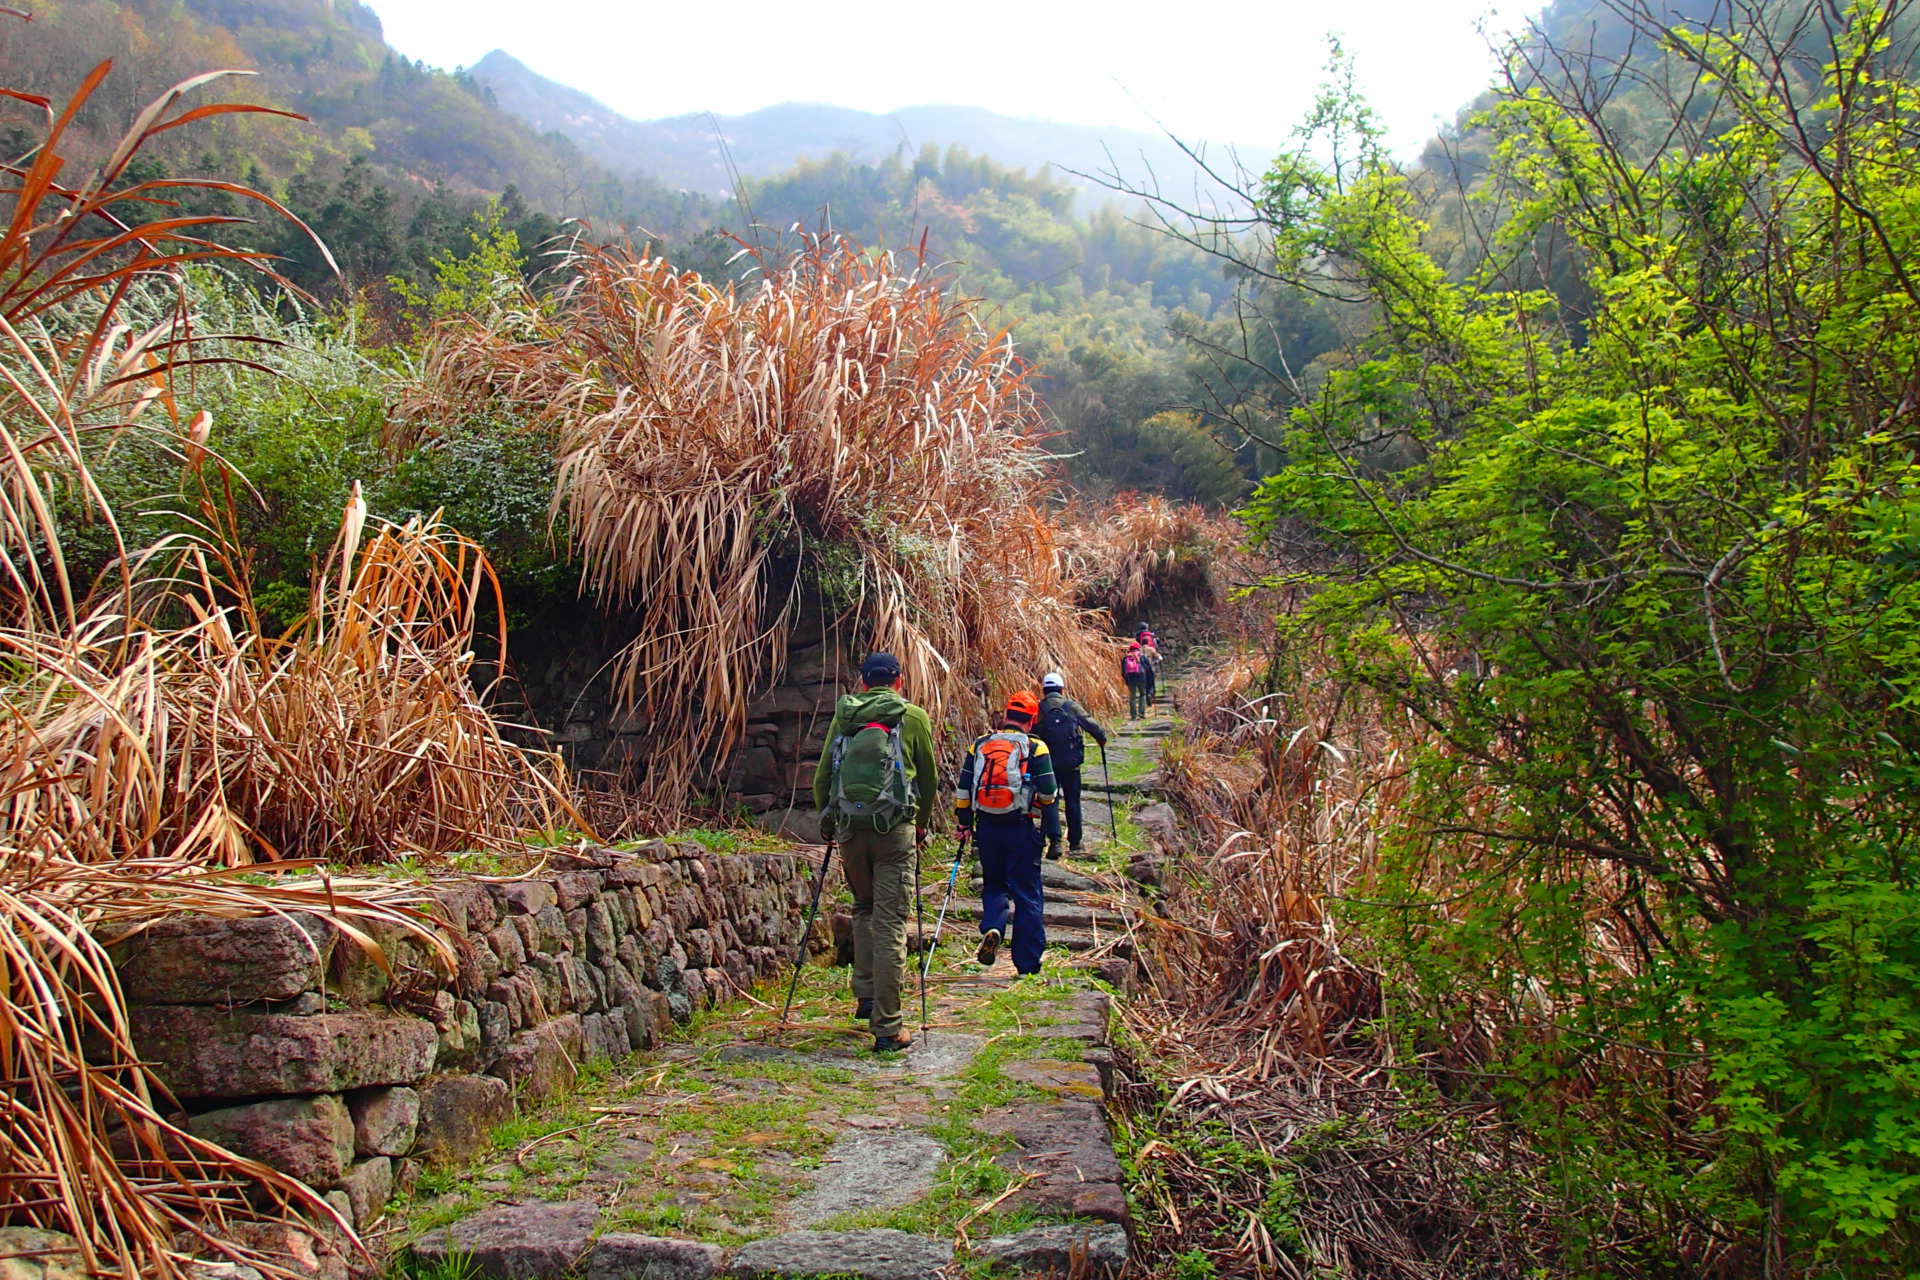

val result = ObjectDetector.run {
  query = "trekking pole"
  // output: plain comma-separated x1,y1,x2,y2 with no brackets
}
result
921,829,970,986
778,839,836,1031
1098,741,1115,844
915,833,929,1037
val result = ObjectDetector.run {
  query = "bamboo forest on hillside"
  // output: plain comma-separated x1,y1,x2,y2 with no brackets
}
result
3,0,1919,1277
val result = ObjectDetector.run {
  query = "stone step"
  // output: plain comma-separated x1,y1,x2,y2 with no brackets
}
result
942,899,1125,932
415,1207,962,1280
951,863,1104,894
412,1198,1126,1279
1043,862,1103,891
1040,928,1133,957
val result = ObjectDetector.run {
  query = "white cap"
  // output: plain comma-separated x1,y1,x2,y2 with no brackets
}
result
1042,671,1064,690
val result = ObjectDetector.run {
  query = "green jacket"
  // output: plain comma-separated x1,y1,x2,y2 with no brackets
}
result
812,686,939,834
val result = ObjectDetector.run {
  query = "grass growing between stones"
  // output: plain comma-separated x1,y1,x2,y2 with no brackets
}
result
1057,803,1162,883
1106,739,1160,788
384,921,1118,1269
670,826,792,855
816,969,1107,1245
385,1250,483,1280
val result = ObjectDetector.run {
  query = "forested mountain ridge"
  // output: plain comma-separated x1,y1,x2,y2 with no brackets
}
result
0,0,699,225
469,47,1248,209
2,0,1254,504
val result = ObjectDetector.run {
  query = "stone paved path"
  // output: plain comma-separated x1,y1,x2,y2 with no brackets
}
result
391,703,1179,1280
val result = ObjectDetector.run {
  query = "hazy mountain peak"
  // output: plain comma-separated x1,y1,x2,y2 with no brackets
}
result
468,52,1243,205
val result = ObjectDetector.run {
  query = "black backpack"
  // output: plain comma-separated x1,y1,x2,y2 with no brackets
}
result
1035,695,1085,770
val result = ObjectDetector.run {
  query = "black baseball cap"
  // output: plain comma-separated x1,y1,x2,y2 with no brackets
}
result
860,651,901,682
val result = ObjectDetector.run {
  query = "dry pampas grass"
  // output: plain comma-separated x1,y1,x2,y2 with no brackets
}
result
412,235,1121,804
0,43,573,1277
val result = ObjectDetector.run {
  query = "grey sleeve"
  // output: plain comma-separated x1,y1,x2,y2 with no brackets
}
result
1068,699,1108,745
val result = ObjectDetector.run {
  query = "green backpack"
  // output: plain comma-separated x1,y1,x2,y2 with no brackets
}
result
827,715,914,833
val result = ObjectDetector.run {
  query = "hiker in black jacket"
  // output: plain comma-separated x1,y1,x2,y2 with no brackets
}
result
1034,671,1109,859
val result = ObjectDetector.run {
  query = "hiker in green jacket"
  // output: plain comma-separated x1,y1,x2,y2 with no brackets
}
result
812,651,939,1052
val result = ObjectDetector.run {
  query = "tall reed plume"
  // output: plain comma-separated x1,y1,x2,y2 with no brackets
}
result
413,237,1120,804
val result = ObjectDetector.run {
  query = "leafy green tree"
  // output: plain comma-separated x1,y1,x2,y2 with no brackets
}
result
389,200,530,322
1234,1,1920,1270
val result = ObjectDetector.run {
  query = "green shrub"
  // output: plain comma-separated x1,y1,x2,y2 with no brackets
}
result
1242,6,1920,1271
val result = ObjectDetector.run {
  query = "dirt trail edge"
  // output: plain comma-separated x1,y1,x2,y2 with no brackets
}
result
395,709,1177,1280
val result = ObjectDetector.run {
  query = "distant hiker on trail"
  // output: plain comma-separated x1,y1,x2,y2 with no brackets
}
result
954,690,1059,976
1122,641,1149,719
1134,625,1162,710
1036,671,1108,859
814,651,938,1052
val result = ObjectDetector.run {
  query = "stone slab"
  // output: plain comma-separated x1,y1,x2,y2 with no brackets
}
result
489,1013,583,1101
588,1233,725,1280
411,1202,597,1279
976,1222,1129,1275
898,1031,982,1080
728,1230,952,1280
789,1130,946,1225
348,1085,419,1157
1054,991,1113,1046
131,1008,437,1099
187,1095,353,1188
339,1156,393,1227
947,899,1117,931
980,1099,1129,1226
1041,863,1101,892
220,1223,349,1280
1001,1058,1106,1099
0,1227,87,1280
414,1073,513,1163
114,913,334,1005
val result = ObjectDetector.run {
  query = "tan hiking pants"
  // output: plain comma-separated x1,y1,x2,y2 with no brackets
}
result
841,823,916,1039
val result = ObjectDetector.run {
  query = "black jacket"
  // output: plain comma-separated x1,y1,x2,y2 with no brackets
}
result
1036,691,1107,771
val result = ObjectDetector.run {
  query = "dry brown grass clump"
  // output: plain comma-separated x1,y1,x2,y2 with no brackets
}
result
0,503,577,867
1125,636,1737,1277
1142,645,1392,1070
1118,643,1563,1278
1057,492,1244,620
412,237,1119,804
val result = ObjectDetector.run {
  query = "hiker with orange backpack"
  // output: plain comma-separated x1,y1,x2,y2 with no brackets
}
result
813,652,939,1052
953,690,1060,976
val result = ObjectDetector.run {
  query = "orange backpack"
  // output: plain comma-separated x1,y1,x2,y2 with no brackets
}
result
969,731,1034,815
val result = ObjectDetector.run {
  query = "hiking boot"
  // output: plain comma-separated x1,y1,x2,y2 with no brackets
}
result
853,997,873,1022
976,928,1002,966
873,1033,914,1053
1069,843,1085,856
1046,838,1064,861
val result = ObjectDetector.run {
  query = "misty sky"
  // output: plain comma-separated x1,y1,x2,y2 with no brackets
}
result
366,0,1542,158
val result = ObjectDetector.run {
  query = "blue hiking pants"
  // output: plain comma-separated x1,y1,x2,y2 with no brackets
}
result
975,814,1046,974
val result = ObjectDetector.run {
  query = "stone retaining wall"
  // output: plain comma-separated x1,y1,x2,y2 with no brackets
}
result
110,841,817,1233
501,600,850,839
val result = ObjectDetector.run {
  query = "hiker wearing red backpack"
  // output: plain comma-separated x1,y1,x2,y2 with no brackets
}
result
953,690,1060,976
1134,624,1162,709
1122,641,1150,719
813,652,939,1052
